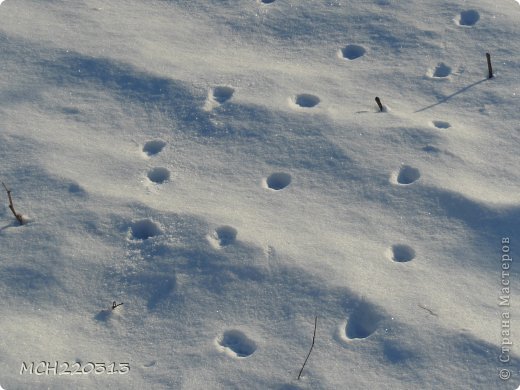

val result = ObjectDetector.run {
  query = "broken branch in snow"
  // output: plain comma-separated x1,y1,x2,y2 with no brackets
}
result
375,97,384,112
2,182,24,225
112,301,124,310
298,316,318,380
486,52,493,79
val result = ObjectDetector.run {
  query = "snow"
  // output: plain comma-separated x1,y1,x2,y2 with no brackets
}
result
0,0,519,389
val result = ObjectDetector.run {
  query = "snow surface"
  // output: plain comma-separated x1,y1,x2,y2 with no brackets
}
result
0,0,519,389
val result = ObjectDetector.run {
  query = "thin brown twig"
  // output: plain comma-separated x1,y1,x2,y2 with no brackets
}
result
298,316,318,380
2,182,24,225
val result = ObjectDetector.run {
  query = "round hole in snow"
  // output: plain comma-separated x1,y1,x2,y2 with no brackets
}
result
391,244,415,262
432,63,451,78
422,145,441,154
130,219,163,240
341,45,366,60
143,140,166,156
294,94,320,108
266,172,291,190
147,167,170,184
432,120,451,129
218,330,256,358
68,182,85,194
458,10,480,26
214,226,237,247
212,86,234,104
396,165,420,185
346,303,382,339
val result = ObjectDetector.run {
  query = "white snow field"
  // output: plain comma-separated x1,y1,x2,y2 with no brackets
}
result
0,0,519,389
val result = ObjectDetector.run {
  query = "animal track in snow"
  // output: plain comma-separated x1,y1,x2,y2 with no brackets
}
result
432,120,451,129
456,10,480,26
265,172,291,190
217,330,256,358
392,165,420,185
130,219,163,240
68,182,86,195
293,94,320,108
389,244,415,262
339,44,366,60
344,302,383,340
259,0,276,3
212,86,234,104
147,167,170,184
429,63,452,78
422,145,441,154
204,86,234,111
143,140,166,156
209,225,238,248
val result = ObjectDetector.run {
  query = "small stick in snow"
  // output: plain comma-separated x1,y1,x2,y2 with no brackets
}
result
1,182,24,225
486,53,493,79
298,316,318,380
112,301,124,310
375,97,384,112
418,304,438,317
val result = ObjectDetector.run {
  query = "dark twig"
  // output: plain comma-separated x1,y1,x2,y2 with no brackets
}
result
298,316,318,380
112,301,124,310
2,182,23,225
375,97,384,112
418,304,437,317
486,53,493,79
